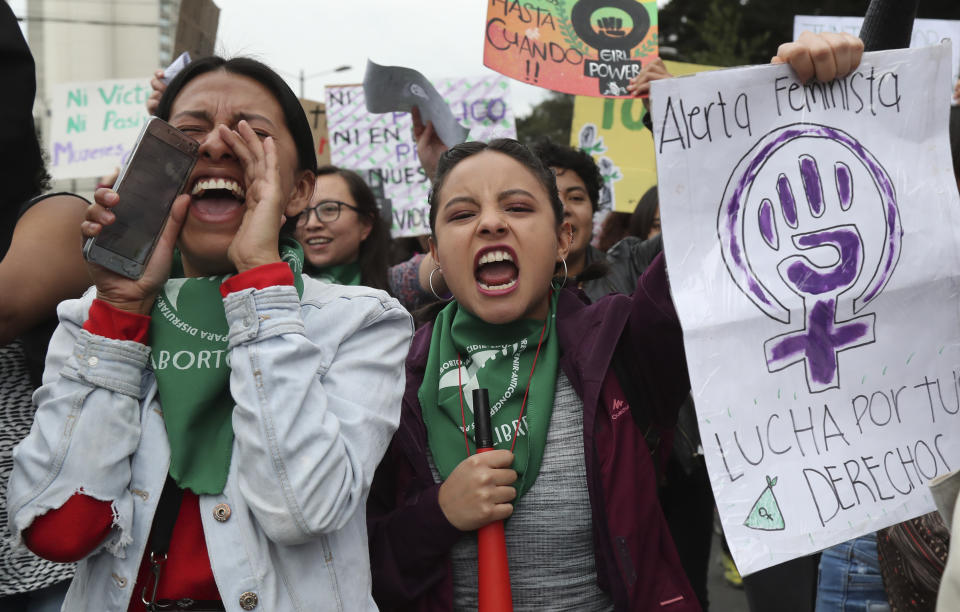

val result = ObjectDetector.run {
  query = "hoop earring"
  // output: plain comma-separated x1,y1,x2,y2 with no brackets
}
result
550,257,569,291
429,266,453,302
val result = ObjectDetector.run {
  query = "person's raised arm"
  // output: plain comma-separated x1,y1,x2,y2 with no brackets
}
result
146,69,166,116
412,106,448,182
0,195,91,345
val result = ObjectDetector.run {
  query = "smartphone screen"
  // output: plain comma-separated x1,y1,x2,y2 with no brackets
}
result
94,134,196,263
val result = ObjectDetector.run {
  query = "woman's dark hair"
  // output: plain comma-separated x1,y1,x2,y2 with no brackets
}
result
628,185,659,239
428,139,563,235
155,56,317,173
531,140,603,212
314,165,391,292
597,212,631,251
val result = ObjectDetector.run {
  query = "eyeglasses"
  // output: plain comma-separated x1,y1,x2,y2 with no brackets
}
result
298,200,361,224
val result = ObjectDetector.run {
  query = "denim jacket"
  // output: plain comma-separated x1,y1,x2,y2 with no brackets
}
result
7,278,413,611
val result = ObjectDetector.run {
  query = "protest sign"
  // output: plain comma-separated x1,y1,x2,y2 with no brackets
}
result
484,0,658,97
794,16,960,83
299,98,331,166
364,61,469,148
651,44,960,575
49,78,152,180
570,60,716,214
326,76,516,237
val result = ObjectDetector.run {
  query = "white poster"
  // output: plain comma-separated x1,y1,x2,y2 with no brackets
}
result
794,15,960,83
326,75,516,238
48,78,152,180
651,44,960,575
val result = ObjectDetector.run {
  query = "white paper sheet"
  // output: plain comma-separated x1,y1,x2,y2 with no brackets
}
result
651,43,960,575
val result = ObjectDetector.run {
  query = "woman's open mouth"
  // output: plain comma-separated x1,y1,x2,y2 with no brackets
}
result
189,177,246,223
474,246,519,295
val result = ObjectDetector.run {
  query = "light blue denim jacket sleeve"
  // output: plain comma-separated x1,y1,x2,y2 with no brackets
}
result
7,278,412,611
225,281,410,543
8,286,147,555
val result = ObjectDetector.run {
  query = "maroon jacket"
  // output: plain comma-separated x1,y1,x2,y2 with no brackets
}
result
367,254,700,611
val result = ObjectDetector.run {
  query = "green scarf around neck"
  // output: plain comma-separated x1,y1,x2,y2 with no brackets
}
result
149,239,304,494
419,291,559,499
308,260,361,286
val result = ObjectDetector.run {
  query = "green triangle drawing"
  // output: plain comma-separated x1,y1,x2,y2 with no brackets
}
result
744,475,785,531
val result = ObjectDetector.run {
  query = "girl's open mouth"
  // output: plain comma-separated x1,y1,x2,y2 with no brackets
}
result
474,246,519,295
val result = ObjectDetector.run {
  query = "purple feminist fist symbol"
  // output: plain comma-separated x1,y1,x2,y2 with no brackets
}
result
718,124,902,393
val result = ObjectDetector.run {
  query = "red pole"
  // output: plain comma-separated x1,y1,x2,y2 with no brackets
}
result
473,389,513,611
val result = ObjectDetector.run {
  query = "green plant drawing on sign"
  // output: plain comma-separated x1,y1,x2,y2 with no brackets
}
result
744,475,785,531
633,31,659,58
555,0,590,55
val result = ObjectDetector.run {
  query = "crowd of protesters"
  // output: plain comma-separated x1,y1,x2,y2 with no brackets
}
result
4,0,960,610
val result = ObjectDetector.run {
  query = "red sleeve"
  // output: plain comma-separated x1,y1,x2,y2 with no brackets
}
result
220,262,294,297
82,299,151,343
23,492,114,563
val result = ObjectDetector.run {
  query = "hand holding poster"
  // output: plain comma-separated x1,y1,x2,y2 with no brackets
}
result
327,76,516,237
651,44,960,575
794,16,960,84
363,60,469,147
49,78,152,180
484,0,658,97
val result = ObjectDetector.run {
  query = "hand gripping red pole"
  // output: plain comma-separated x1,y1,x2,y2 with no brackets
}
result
473,388,513,611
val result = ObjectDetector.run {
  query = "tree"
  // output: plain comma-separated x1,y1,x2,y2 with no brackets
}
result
516,91,575,146
513,0,960,146
660,0,960,67
684,0,771,66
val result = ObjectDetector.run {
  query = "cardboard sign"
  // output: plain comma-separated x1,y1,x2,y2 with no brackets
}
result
794,16,960,82
651,44,960,575
484,0,658,97
48,78,152,180
570,60,717,214
326,76,516,237
364,61,469,148
299,98,331,167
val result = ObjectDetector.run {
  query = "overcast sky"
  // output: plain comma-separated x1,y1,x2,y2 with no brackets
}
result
213,0,553,115
212,0,668,114
11,0,671,116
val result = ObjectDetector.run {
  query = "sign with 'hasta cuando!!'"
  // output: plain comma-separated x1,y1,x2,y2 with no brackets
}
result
484,0,658,97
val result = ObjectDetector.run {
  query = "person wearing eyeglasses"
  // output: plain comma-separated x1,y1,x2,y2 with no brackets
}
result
294,165,446,312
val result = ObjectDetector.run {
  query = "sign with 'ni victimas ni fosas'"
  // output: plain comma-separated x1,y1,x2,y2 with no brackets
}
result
652,44,960,575
49,78,152,180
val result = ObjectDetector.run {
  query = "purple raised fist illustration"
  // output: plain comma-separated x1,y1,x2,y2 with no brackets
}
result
718,124,902,393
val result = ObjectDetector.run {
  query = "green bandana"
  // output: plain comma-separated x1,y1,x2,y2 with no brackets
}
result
308,261,361,286
149,239,305,494
419,292,559,499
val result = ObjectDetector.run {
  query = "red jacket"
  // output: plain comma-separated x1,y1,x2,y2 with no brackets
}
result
367,254,700,611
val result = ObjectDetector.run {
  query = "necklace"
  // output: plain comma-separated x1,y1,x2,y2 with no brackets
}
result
456,311,550,456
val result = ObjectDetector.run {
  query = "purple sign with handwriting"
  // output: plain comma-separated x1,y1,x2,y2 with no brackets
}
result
652,44,960,575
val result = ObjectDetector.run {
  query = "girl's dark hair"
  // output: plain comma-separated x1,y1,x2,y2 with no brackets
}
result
531,140,603,212
314,165,391,292
155,56,317,173
628,185,659,239
428,139,563,235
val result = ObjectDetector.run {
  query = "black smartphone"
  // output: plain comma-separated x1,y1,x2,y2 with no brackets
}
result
83,117,199,279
